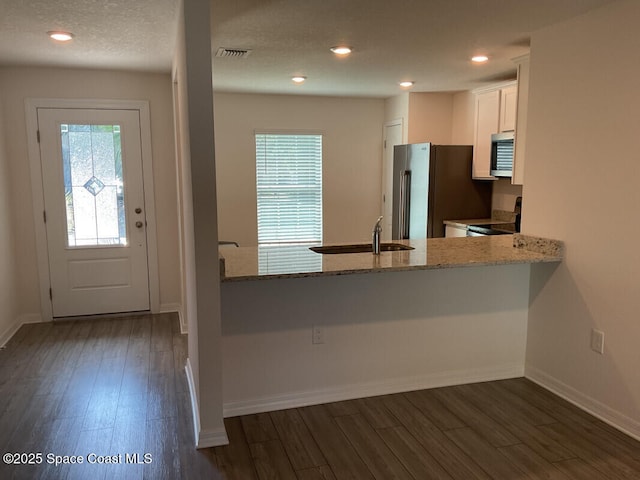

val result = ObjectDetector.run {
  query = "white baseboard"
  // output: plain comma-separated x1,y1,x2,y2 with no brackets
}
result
185,359,201,446
223,364,524,417
197,427,230,449
185,359,229,448
0,313,43,348
160,303,186,334
526,366,640,441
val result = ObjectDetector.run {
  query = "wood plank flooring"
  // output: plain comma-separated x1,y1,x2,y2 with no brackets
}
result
1,314,639,479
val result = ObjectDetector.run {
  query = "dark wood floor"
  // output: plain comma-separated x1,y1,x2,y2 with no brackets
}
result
1,314,639,479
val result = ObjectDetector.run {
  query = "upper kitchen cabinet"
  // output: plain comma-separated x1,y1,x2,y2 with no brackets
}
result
499,85,518,133
472,81,517,179
512,55,530,186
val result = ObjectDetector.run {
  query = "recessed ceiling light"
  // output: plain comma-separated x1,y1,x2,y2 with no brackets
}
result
471,55,489,63
399,81,414,88
47,31,74,42
330,46,352,56
291,76,307,84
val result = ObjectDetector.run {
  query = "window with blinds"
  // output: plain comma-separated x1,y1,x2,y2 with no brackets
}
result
255,133,323,245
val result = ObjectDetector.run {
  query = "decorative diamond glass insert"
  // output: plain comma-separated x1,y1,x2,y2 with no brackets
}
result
83,176,105,196
61,124,127,247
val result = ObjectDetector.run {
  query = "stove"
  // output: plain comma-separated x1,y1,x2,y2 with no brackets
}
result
467,222,518,236
467,196,522,236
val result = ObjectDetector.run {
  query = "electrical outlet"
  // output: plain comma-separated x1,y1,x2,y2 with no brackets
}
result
591,328,604,354
312,325,324,344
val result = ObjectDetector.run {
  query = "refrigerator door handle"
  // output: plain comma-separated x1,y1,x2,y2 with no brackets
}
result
399,170,411,239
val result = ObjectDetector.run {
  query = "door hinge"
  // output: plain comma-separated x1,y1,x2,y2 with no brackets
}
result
49,288,52,300
37,130,40,143
384,139,387,148
43,210,47,223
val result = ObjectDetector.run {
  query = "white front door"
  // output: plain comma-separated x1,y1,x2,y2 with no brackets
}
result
37,108,150,318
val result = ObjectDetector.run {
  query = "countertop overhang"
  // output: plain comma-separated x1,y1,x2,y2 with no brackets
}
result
219,234,563,282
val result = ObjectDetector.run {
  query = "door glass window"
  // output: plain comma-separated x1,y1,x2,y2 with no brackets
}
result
61,124,127,247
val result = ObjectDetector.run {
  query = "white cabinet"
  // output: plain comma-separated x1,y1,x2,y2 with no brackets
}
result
473,90,500,179
445,225,467,238
512,55,529,186
472,81,517,179
499,85,518,133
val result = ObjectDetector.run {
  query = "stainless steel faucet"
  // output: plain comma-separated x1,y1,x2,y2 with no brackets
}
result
372,216,383,255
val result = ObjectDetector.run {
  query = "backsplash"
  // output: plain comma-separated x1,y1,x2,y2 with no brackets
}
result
492,177,523,212
492,209,517,222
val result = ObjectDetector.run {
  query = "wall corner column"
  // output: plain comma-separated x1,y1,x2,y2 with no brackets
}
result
178,0,227,448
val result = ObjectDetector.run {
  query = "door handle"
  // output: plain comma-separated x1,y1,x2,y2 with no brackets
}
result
399,170,411,239
135,221,144,228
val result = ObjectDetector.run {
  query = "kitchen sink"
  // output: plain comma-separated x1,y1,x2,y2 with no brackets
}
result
309,243,414,254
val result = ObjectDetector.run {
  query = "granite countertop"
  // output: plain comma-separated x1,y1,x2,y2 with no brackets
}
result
219,234,563,282
443,209,517,229
443,218,494,228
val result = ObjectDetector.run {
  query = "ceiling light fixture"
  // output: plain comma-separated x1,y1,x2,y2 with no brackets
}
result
399,81,414,88
291,76,307,84
471,55,489,63
330,46,352,56
47,31,74,42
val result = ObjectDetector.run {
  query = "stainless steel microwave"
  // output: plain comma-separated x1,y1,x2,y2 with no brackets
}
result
490,131,514,177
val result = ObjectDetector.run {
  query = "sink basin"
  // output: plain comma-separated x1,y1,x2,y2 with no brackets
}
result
309,243,415,254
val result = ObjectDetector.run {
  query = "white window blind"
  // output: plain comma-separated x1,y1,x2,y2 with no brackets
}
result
256,133,323,245
258,245,322,275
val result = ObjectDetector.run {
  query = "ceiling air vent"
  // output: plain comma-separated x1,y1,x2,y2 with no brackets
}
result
216,48,252,59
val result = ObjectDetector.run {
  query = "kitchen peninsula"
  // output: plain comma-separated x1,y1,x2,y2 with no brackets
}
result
220,234,562,282
219,235,562,417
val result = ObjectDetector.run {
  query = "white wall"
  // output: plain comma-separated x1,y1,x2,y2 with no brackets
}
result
213,93,385,246
492,178,522,212
407,92,454,145
0,67,181,319
173,0,226,447
451,90,475,145
524,0,640,438
221,264,530,415
0,100,18,344
384,93,409,143
384,91,457,145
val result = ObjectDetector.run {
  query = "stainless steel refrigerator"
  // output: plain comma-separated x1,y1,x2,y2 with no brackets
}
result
392,143,492,239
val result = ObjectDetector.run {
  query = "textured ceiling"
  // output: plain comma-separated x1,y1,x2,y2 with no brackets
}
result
0,0,179,71
0,0,621,97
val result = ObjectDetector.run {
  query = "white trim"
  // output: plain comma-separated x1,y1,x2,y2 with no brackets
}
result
170,78,188,338
137,103,160,314
381,119,404,232
382,118,404,149
197,428,230,449
160,303,186,334
472,80,518,95
223,364,523,417
526,366,640,442
24,98,161,321
25,103,52,321
185,359,200,444
511,53,530,64
0,314,43,348
185,359,229,448
253,128,325,136
384,117,403,128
